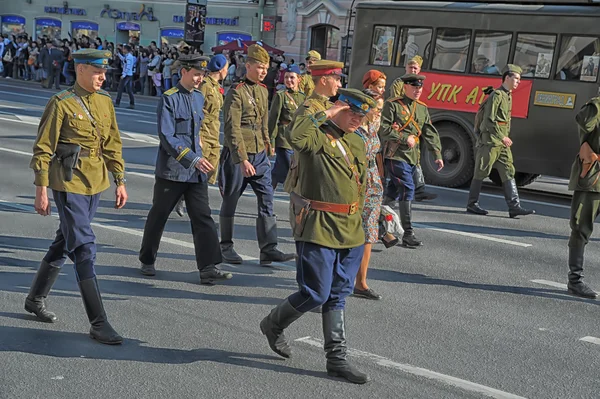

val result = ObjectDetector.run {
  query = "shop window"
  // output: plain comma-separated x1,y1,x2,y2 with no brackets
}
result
513,33,556,79
369,25,396,66
470,31,512,76
555,35,600,82
432,28,472,73
395,27,432,68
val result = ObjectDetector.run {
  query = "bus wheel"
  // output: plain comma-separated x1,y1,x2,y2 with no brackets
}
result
488,170,540,187
421,122,474,188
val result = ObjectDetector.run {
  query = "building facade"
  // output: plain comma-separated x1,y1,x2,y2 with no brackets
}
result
0,0,277,51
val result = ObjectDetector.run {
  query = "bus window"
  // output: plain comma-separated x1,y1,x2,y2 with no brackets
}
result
470,31,512,76
555,36,600,82
369,25,396,66
514,33,556,79
395,27,433,68
432,28,471,73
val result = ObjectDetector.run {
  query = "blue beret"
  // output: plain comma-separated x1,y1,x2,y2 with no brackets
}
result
207,54,228,72
285,65,302,75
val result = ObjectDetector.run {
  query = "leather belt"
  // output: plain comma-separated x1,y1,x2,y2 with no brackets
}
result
80,148,102,158
309,199,359,215
241,122,261,130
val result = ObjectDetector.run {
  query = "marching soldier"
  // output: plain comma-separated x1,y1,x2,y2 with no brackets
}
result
268,64,305,190
565,96,600,299
466,64,535,218
298,50,321,98
138,54,231,285
379,73,444,248
27,48,128,345
219,44,294,265
260,89,375,384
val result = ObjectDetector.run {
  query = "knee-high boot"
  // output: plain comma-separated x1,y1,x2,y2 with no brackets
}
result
466,179,488,215
79,277,123,345
220,216,243,264
567,245,598,299
502,179,535,218
399,201,422,247
256,215,295,264
260,299,304,358
24,260,61,323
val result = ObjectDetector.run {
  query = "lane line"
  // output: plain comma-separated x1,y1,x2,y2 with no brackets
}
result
530,279,567,289
136,120,157,125
295,336,527,399
0,199,295,269
415,223,532,248
580,336,600,346
0,147,32,156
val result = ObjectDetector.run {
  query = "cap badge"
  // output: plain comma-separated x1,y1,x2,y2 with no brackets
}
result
200,61,207,68
361,103,369,111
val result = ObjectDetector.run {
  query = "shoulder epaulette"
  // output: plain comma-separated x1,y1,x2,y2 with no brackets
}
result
258,82,267,88
55,89,75,101
416,99,427,106
387,96,405,103
235,82,245,89
164,87,179,96
97,89,111,97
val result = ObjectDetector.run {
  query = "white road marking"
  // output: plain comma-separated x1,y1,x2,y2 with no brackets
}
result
0,147,32,156
0,199,295,269
530,279,567,289
0,115,38,126
580,336,600,345
136,120,157,125
415,223,532,247
295,336,527,399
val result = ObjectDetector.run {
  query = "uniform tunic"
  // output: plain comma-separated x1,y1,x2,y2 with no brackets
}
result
473,86,515,181
298,73,315,98
199,75,224,184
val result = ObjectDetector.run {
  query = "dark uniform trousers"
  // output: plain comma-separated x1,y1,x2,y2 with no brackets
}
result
218,147,274,218
271,148,294,187
569,191,600,250
288,242,364,313
385,159,416,201
139,177,222,269
115,76,135,106
45,191,100,282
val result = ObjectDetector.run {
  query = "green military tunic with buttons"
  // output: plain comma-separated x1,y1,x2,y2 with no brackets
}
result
289,110,367,248
473,86,515,181
199,75,224,183
379,96,442,164
223,78,269,163
268,88,306,149
30,82,125,194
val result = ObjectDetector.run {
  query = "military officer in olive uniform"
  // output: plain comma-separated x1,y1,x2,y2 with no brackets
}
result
379,73,444,248
268,64,305,190
260,89,375,385
298,50,321,98
219,44,295,265
466,64,535,218
565,96,600,299
27,49,128,345
138,54,231,286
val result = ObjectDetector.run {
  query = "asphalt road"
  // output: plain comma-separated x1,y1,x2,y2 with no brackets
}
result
1,78,600,399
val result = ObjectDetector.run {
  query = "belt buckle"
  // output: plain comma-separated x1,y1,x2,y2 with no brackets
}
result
349,203,357,215
89,148,97,157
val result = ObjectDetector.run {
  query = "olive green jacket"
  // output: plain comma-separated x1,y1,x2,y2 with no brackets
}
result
298,73,315,98
223,78,269,163
388,78,405,98
30,83,125,195
199,75,223,145
478,86,512,147
379,96,442,165
268,88,306,150
569,97,600,192
289,111,367,248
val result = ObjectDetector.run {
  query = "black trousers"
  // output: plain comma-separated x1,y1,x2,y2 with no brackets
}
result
46,65,61,89
115,76,135,106
139,177,222,269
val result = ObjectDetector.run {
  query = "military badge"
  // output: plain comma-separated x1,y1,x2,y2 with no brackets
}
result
200,61,207,68
78,114,84,120
361,103,369,111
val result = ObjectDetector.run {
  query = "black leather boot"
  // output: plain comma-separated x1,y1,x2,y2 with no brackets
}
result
24,260,61,323
414,166,437,202
79,278,123,345
399,201,422,248
220,216,243,264
257,216,295,265
466,179,488,215
502,179,535,218
567,245,598,299
260,299,304,358
199,264,233,285
323,310,370,384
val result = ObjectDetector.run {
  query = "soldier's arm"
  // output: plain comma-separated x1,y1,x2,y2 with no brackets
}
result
488,92,509,140
268,92,283,148
422,111,443,161
157,96,203,169
30,98,62,186
102,101,125,181
289,109,327,153
576,100,600,144
223,88,248,163
378,101,409,143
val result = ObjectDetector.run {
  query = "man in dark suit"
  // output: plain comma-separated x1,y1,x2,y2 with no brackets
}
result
39,40,64,89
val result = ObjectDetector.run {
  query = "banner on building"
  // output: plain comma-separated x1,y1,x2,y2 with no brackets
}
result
184,1,207,45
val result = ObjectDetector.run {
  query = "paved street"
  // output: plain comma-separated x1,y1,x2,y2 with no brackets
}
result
2,78,600,399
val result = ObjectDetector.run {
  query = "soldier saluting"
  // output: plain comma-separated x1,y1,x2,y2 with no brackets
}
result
466,64,535,218
219,44,294,265
27,49,128,345
379,73,444,248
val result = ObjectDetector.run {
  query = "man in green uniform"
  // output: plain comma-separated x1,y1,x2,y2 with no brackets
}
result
298,50,321,98
260,89,375,384
379,73,444,248
27,48,127,345
565,97,600,299
268,64,305,190
466,64,535,218
219,44,294,265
